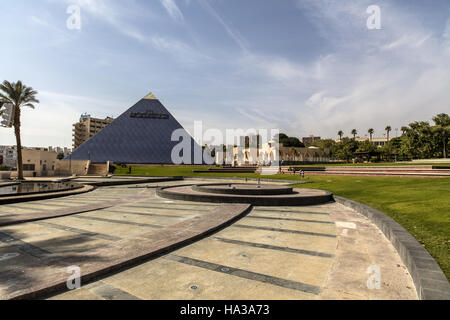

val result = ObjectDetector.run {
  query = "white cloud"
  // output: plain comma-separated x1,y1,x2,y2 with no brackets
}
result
0,91,126,147
160,0,184,22
151,35,212,64
382,33,432,50
59,0,207,64
19,0,450,143
197,0,249,52
443,18,450,53
210,1,450,139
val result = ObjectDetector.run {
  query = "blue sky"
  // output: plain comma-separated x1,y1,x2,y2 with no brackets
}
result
1,0,449,147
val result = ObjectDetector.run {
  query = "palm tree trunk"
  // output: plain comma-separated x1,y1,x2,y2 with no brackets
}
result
13,106,24,180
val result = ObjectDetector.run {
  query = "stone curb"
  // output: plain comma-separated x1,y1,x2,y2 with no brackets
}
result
334,195,450,300
6,203,252,300
0,182,20,188
0,185,95,205
157,184,334,206
78,176,183,187
183,176,310,184
192,183,294,196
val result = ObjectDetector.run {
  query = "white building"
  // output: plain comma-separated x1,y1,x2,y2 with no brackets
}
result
215,142,330,166
0,145,17,168
0,145,71,169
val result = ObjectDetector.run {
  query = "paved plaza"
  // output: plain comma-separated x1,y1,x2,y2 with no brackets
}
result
0,179,417,300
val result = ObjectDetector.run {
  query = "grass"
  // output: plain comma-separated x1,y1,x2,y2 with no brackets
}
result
292,176,450,280
115,165,450,279
286,162,450,167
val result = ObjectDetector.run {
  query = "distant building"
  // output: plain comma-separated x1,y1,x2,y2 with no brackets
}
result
72,114,114,149
48,146,72,157
3,147,58,178
215,142,330,166
336,137,389,147
0,146,17,168
1,145,72,171
358,137,389,147
302,136,321,144
21,148,58,177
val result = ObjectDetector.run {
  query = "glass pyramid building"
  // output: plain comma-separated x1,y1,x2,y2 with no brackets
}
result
67,93,205,164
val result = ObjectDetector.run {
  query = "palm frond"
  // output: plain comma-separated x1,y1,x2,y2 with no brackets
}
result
0,93,13,104
0,80,39,108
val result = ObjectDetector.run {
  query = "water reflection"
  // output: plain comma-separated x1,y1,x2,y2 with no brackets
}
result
0,182,81,196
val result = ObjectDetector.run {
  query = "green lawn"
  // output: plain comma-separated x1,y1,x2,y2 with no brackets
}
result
286,162,450,167
291,176,450,280
115,165,450,279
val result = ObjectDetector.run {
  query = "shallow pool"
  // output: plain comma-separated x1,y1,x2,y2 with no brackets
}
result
0,182,82,197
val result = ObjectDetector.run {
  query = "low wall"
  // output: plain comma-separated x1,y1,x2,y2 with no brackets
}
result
0,171,11,180
10,171,56,178
54,160,88,176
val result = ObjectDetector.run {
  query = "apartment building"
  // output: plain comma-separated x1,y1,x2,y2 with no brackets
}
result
72,113,114,149
48,146,72,157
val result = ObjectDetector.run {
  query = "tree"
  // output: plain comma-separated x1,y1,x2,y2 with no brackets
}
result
57,153,65,160
432,113,449,158
337,130,344,141
401,121,437,159
357,140,377,153
385,126,392,142
334,137,358,162
310,139,336,158
351,129,358,140
0,81,39,180
277,133,305,147
368,128,374,141
277,133,289,141
433,113,450,127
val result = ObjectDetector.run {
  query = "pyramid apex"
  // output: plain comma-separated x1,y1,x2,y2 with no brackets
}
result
143,92,158,100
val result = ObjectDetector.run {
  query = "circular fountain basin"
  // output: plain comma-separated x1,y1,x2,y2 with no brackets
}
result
192,183,293,195
157,183,333,206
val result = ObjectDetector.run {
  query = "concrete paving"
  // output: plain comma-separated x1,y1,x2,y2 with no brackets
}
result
50,189,417,300
0,179,418,300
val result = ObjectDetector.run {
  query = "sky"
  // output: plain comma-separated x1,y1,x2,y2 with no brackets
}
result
0,0,449,147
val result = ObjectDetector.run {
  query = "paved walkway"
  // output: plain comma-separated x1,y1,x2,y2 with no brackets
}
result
50,200,417,300
0,179,418,300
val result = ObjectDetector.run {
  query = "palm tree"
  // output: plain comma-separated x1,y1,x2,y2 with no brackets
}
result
337,130,344,141
401,126,409,135
0,81,39,180
385,126,392,142
351,129,357,140
368,128,374,142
